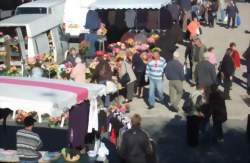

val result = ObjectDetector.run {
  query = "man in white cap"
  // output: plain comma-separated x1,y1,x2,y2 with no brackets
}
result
165,51,185,112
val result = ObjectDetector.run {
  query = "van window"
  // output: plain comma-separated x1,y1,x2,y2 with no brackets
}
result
16,7,47,15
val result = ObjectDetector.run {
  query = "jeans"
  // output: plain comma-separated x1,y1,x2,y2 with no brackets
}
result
148,78,164,106
20,160,38,163
99,80,110,107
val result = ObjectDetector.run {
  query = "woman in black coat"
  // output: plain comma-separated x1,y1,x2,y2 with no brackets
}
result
209,84,227,142
221,48,235,99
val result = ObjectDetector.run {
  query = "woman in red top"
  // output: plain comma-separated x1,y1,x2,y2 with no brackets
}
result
230,42,241,69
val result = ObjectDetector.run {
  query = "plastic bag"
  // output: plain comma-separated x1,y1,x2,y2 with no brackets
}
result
224,15,228,24
236,15,241,26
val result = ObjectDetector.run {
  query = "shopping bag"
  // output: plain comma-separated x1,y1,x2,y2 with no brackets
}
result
223,15,228,24
236,15,241,26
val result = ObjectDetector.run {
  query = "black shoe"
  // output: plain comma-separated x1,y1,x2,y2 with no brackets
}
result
148,105,154,110
169,106,178,112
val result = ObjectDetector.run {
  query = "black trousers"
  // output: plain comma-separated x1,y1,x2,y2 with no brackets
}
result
224,78,232,98
213,121,223,140
187,116,201,147
208,13,215,27
227,16,236,28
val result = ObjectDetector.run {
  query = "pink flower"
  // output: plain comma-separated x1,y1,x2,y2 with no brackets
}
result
140,44,149,51
147,37,155,43
113,48,120,54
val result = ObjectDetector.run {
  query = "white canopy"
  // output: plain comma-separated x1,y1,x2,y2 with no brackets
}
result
0,76,106,131
89,0,170,10
0,14,62,37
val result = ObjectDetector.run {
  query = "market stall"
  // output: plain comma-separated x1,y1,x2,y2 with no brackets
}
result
0,76,106,130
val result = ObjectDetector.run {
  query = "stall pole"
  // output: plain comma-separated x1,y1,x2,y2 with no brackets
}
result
15,27,27,77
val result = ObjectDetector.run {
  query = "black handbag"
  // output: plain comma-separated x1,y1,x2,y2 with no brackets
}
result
119,62,130,86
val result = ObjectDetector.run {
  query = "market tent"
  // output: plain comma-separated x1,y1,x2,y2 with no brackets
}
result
0,76,106,131
0,14,61,37
89,0,170,9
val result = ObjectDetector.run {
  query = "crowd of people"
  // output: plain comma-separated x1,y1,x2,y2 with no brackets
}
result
13,0,250,162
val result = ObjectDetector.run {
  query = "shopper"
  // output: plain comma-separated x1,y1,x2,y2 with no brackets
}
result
16,116,43,163
70,57,86,83
194,52,217,100
191,36,207,85
117,53,137,103
92,57,113,107
132,52,147,98
165,51,185,112
145,50,167,109
221,48,235,100
119,114,152,163
209,84,227,143
230,42,241,69
226,0,239,28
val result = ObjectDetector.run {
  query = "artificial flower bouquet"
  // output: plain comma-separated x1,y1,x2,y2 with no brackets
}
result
58,62,73,80
97,23,108,37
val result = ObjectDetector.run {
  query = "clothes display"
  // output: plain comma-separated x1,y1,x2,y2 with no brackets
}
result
136,10,148,29
108,10,116,26
147,10,160,30
107,109,131,146
69,102,90,148
160,7,172,29
125,10,137,28
85,10,101,30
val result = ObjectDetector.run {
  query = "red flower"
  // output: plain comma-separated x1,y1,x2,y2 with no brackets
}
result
96,50,105,56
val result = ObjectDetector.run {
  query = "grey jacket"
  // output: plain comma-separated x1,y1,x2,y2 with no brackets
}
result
195,60,217,87
165,59,185,81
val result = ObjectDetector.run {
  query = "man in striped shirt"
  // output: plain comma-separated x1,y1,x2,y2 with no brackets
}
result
16,116,43,163
145,50,167,109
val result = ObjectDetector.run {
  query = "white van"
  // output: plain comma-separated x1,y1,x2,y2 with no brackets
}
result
63,0,95,37
0,0,68,67
16,0,65,17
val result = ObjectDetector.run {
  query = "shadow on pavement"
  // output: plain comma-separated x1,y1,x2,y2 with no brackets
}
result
144,116,250,163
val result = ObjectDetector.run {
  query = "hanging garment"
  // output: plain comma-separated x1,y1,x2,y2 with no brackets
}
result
136,10,148,29
115,10,126,30
160,7,172,29
147,10,160,30
108,10,116,26
85,10,101,30
69,102,90,148
125,10,137,28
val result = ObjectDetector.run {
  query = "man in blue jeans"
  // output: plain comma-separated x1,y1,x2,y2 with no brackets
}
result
145,50,167,109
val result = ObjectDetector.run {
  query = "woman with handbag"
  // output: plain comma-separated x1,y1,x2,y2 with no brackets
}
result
116,52,136,104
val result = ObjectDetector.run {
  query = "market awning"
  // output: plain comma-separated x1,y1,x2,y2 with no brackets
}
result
89,0,170,10
0,76,106,118
0,14,61,37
